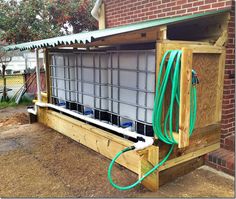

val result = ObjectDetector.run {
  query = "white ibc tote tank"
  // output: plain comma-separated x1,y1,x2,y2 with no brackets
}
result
76,52,108,111
65,55,76,103
52,55,66,102
108,50,155,125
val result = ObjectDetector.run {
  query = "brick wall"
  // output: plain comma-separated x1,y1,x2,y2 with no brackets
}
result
221,5,235,152
105,0,233,27
104,0,235,152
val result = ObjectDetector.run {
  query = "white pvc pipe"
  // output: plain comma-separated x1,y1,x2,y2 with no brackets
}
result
91,0,103,21
35,49,41,102
28,102,154,150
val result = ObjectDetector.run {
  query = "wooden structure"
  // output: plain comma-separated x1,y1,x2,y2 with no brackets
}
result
6,10,229,191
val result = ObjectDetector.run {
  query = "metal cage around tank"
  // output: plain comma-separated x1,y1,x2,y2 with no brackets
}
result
49,49,156,137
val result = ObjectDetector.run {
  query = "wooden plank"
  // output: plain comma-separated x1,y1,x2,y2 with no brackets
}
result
159,142,220,171
159,41,223,54
148,146,159,166
178,48,192,148
44,48,51,103
37,108,221,191
167,12,230,42
88,26,163,46
159,26,167,40
161,40,211,45
214,30,228,47
155,42,166,81
215,49,226,122
139,150,159,192
159,156,204,186
155,42,167,139
41,92,47,103
38,108,140,173
98,3,106,30
38,108,162,191
38,108,158,175
159,123,221,161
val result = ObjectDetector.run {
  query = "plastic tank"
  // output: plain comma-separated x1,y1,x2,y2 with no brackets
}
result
76,52,108,112
64,54,76,103
52,54,66,102
108,50,155,125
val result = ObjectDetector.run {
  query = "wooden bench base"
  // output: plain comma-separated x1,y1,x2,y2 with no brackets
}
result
37,107,219,191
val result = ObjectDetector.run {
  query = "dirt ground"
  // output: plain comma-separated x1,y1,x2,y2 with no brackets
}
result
0,106,234,197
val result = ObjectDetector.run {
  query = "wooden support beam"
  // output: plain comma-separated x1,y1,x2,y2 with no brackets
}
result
138,146,159,192
159,26,167,40
41,92,48,103
167,12,230,43
159,142,219,171
215,49,226,122
178,48,192,148
214,30,228,47
37,107,221,191
37,107,159,191
159,156,204,186
159,40,224,54
44,48,51,103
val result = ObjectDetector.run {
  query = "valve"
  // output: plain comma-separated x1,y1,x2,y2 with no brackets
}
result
192,69,199,85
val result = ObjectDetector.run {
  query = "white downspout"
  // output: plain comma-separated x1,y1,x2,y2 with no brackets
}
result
91,0,103,21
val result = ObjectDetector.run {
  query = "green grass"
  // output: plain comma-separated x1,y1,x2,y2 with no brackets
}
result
0,96,33,109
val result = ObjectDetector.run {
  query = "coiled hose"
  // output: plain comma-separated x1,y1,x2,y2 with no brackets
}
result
108,50,197,190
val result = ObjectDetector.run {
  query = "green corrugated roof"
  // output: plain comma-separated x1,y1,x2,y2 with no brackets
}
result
3,9,229,51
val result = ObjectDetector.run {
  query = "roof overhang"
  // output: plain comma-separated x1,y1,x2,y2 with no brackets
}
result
3,9,230,51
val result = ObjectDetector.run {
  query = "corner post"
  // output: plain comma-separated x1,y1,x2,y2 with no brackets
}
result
138,146,159,191
178,48,193,148
44,48,51,103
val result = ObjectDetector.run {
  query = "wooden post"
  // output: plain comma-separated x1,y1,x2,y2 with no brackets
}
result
138,146,159,192
35,49,41,102
44,48,51,103
215,49,226,122
2,64,7,101
178,48,193,148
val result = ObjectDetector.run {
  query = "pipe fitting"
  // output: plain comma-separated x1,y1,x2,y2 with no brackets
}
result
133,136,154,151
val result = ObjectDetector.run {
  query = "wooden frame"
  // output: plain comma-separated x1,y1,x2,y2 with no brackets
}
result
37,106,220,191
179,48,192,148
37,11,229,190
39,38,226,191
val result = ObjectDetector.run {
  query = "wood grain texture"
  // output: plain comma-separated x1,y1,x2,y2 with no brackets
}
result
192,53,221,128
179,48,192,148
159,156,204,186
38,108,160,191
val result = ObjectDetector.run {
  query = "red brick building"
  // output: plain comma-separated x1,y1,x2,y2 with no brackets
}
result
103,0,235,175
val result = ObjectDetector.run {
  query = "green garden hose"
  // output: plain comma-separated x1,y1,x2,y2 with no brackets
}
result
108,50,198,190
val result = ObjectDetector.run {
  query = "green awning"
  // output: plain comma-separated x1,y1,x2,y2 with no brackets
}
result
3,9,229,51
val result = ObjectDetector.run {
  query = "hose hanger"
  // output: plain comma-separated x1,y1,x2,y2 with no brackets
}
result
108,50,198,190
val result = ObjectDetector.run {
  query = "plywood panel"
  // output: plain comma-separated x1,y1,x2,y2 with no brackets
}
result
192,54,220,128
